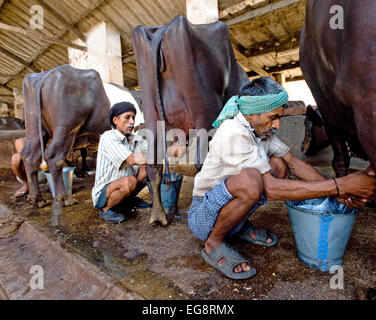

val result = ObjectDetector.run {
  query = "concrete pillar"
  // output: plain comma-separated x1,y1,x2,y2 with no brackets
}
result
13,88,24,120
186,0,219,24
68,21,124,86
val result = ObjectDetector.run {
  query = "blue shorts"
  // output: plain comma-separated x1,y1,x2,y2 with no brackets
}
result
95,184,109,209
94,184,132,212
188,179,267,241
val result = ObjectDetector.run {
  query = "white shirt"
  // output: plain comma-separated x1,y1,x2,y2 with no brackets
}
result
192,112,289,197
92,129,147,206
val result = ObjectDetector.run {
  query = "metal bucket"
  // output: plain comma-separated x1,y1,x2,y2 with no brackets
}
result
147,173,183,216
286,197,357,272
17,171,46,184
43,167,75,198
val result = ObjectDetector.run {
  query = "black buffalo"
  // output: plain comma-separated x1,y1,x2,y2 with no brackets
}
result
132,16,249,225
22,64,110,207
300,0,376,176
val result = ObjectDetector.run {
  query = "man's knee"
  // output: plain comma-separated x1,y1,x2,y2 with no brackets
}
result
14,138,26,154
11,153,22,166
119,176,137,195
237,168,263,202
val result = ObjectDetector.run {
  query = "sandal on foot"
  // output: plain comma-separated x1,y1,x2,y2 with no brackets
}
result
201,243,256,280
98,209,125,224
237,221,278,246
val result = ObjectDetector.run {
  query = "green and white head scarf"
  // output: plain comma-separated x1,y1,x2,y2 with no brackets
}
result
212,90,289,129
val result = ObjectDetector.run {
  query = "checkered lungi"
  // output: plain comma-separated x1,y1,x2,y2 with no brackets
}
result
188,179,267,241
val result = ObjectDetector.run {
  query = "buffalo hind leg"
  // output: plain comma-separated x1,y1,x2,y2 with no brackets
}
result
21,137,48,208
327,130,350,177
45,132,77,207
148,164,168,225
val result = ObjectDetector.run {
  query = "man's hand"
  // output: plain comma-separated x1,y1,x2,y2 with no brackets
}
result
337,170,376,200
335,168,375,209
335,195,367,210
134,153,147,165
126,152,147,166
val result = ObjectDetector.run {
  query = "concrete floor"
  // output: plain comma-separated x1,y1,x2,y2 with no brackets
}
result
0,169,375,300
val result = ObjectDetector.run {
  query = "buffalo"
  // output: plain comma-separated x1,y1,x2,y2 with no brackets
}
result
300,0,376,177
132,16,250,225
22,65,111,208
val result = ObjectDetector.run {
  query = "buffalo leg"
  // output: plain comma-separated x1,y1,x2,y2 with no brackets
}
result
66,149,89,178
148,164,168,225
144,118,168,225
45,131,77,207
326,129,350,177
80,148,89,172
21,137,47,208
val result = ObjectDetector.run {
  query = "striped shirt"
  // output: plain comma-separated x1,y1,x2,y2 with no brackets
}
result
92,129,148,206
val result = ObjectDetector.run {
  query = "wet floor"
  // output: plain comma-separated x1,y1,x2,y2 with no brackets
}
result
0,169,375,300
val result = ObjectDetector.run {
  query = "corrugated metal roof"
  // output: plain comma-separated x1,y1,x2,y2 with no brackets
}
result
0,0,304,106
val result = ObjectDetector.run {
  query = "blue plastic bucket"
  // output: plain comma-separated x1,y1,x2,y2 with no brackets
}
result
43,167,75,198
147,173,183,215
286,197,357,272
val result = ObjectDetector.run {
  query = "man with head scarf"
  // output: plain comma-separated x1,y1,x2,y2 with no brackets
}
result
92,102,151,224
188,77,376,280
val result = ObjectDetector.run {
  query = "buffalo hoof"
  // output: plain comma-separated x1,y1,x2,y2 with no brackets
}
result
149,210,169,226
54,196,78,207
74,169,88,179
27,196,48,208
63,197,78,207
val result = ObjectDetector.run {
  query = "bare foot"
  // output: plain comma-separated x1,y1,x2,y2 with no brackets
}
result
249,232,272,243
205,240,250,274
14,184,29,198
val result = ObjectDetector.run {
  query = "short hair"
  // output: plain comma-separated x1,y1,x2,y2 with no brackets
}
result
240,77,285,97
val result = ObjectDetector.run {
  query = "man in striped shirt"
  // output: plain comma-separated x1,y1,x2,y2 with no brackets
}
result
92,102,149,223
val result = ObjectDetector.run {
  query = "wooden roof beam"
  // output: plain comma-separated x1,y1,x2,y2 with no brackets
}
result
286,75,304,82
247,60,300,77
123,53,135,64
0,23,87,51
233,47,270,77
26,0,106,63
223,0,303,26
0,85,15,94
2,0,107,85
0,73,25,79
34,0,86,43
247,37,300,57
0,46,39,73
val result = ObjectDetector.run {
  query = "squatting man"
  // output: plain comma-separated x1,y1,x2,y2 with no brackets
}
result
92,102,151,224
187,77,376,279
